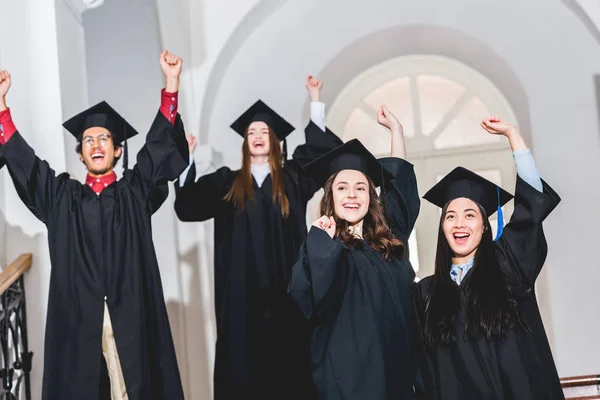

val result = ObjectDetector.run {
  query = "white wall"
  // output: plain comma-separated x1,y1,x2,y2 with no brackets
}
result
2,0,600,398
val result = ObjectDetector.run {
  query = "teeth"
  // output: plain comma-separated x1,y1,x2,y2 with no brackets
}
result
454,233,469,238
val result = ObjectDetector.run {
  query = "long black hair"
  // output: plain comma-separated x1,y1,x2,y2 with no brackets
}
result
423,200,526,348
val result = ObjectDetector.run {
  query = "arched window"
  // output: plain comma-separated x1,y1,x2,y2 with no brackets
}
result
308,55,518,278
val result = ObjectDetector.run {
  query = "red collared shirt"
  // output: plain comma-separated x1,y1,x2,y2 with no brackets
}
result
86,171,118,195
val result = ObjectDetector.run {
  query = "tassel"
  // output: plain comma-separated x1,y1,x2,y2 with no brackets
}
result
494,186,504,241
282,138,288,162
123,139,128,171
122,119,128,171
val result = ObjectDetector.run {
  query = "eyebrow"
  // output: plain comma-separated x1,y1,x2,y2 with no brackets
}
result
335,181,367,186
445,208,478,214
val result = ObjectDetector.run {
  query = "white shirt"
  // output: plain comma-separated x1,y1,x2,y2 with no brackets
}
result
179,102,326,186
250,163,271,187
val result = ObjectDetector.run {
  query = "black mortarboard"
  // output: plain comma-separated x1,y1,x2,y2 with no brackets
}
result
63,101,139,170
230,100,295,158
303,139,389,188
230,100,294,140
423,166,514,239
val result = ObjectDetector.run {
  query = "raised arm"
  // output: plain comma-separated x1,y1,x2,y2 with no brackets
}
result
307,75,326,132
291,76,343,201
289,216,348,321
376,106,420,244
174,136,235,222
481,116,542,192
0,70,70,222
129,51,189,213
378,105,406,159
481,117,560,288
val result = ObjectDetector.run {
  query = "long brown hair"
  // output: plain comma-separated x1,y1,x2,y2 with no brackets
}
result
319,172,404,260
224,125,290,217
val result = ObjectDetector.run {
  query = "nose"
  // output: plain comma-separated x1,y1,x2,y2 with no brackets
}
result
454,215,466,228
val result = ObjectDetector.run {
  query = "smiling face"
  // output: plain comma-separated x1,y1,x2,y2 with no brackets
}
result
332,169,370,225
246,121,271,157
443,197,485,262
79,126,122,176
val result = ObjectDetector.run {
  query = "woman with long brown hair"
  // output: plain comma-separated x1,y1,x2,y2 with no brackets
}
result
414,117,562,399
174,77,342,399
289,107,420,399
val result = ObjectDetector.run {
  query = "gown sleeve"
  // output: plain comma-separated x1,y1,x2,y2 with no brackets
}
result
128,111,189,214
288,226,347,320
0,131,71,223
378,157,421,245
412,280,438,400
494,176,561,290
174,162,235,222
289,121,343,203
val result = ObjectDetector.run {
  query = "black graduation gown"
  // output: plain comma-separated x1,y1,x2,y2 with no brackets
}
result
174,121,342,399
288,158,421,400
414,176,563,400
0,111,188,400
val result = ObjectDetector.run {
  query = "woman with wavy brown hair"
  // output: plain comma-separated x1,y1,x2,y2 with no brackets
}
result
174,77,342,400
289,107,420,400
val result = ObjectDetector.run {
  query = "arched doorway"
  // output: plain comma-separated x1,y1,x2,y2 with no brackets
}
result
309,55,518,278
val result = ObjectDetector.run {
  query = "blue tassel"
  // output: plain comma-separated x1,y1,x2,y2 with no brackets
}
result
493,186,504,241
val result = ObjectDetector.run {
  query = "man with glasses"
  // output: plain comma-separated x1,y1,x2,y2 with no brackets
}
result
0,50,188,400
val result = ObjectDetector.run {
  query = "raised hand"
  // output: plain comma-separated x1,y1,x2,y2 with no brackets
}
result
312,215,336,238
160,50,183,92
377,105,402,133
186,134,197,154
480,116,518,137
306,75,323,102
480,116,526,151
0,70,12,103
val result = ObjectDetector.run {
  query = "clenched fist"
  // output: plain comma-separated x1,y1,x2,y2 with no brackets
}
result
312,215,336,238
0,70,12,99
160,50,182,78
377,105,402,133
186,134,197,154
306,76,323,102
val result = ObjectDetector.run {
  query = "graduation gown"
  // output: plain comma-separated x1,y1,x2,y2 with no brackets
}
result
289,158,421,400
414,176,563,400
174,121,342,399
0,111,188,400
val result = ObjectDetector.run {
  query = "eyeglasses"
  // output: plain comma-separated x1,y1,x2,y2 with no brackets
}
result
81,133,112,148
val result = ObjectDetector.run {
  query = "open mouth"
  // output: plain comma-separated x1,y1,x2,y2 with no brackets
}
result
91,152,105,162
453,232,470,244
253,142,264,148
343,203,361,211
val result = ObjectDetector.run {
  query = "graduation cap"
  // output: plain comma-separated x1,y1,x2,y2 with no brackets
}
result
63,101,139,170
423,166,514,240
230,100,295,158
303,139,388,188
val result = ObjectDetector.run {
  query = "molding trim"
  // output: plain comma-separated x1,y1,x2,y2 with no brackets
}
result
62,0,104,23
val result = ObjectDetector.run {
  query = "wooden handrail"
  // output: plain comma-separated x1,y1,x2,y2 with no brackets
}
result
561,375,600,388
0,253,32,295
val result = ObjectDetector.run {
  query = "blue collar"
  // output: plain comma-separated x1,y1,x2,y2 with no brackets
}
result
450,256,475,285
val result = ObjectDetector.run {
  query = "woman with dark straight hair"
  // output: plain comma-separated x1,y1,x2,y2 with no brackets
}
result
174,77,342,399
289,106,421,399
414,116,563,399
